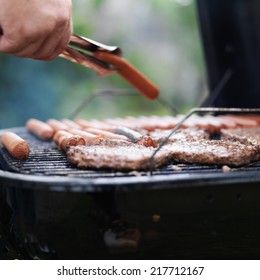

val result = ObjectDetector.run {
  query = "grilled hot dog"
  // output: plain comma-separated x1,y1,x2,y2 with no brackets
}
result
26,118,54,140
1,132,30,160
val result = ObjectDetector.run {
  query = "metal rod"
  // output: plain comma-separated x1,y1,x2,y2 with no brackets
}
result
148,107,260,175
157,96,179,115
201,68,233,107
148,67,234,175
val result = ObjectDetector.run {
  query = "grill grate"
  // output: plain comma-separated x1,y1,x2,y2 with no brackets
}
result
1,127,260,180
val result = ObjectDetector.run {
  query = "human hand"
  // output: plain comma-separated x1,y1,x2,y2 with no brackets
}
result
0,0,72,60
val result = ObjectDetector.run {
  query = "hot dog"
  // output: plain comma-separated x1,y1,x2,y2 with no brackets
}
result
68,128,100,145
53,130,70,146
47,119,69,132
1,132,30,160
61,135,86,151
53,130,86,151
94,51,159,100
84,127,129,141
75,118,112,130
26,118,54,140
61,119,82,129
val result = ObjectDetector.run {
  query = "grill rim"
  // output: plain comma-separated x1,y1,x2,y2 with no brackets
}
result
1,168,260,192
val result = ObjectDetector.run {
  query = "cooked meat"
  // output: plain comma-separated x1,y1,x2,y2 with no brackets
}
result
164,139,258,167
66,134,259,170
220,127,260,142
76,118,113,130
220,127,260,160
74,114,260,136
136,135,158,148
84,127,129,141
219,115,259,127
123,114,239,132
64,116,260,170
149,128,210,143
66,139,169,170
238,114,260,125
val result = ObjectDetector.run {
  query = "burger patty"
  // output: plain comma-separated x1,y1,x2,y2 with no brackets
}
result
165,139,258,167
220,127,260,143
66,139,170,170
220,127,260,160
66,137,259,170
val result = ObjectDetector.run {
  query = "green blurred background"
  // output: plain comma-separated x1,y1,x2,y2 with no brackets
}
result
0,0,207,129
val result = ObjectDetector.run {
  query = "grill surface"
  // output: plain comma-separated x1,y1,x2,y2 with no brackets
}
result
1,127,260,191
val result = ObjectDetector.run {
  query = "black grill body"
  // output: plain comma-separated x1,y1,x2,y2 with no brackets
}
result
1,128,260,259
196,0,260,107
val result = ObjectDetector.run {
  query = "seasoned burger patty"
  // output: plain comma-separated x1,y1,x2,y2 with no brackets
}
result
165,139,258,167
66,139,169,170
66,136,259,170
220,127,260,143
220,127,260,160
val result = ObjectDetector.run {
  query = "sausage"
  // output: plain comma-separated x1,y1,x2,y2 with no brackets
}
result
136,135,158,148
53,130,85,151
219,115,258,127
61,135,86,151
61,119,82,129
84,127,129,141
46,119,69,132
68,128,100,144
93,51,160,100
53,130,70,146
239,114,260,125
1,132,30,160
26,118,54,140
75,118,112,130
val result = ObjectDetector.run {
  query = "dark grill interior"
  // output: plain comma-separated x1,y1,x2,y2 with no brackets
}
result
1,127,260,182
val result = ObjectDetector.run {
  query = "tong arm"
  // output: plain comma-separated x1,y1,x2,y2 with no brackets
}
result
60,33,120,77
60,34,159,99
68,33,121,55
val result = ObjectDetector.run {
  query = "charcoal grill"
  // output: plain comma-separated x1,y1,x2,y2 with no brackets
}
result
1,127,260,260
2,0,260,260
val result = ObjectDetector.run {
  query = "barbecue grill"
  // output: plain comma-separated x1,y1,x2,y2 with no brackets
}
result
1,0,260,260
1,127,260,260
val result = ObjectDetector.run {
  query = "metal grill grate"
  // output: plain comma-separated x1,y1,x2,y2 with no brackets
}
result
1,127,260,180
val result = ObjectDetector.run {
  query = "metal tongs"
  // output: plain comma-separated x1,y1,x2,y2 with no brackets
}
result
60,33,160,100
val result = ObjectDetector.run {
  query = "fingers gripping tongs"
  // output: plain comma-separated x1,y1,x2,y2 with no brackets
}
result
60,34,159,99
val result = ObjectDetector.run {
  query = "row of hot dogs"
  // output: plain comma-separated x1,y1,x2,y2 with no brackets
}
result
0,117,157,160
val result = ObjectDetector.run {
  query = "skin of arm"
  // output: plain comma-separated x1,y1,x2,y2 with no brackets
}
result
0,0,72,60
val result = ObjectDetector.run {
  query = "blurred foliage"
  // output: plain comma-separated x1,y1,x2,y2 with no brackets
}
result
0,0,206,129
